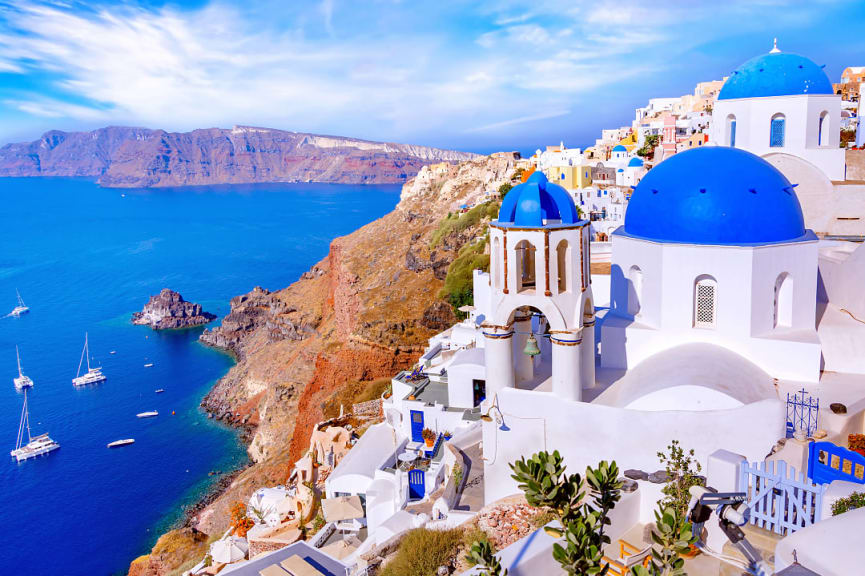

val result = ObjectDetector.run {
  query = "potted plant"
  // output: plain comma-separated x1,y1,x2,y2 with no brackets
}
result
422,427,436,448
443,430,453,440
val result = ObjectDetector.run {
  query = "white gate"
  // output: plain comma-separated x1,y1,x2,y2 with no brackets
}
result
739,460,826,536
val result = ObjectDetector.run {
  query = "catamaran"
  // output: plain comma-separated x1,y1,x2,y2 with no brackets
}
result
72,332,107,387
13,346,34,391
11,388,59,462
10,290,28,317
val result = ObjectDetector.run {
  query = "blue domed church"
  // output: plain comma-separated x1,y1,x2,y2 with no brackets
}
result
710,41,845,181
600,146,821,382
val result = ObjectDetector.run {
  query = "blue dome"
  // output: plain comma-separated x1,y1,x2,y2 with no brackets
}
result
718,51,833,100
498,171,579,227
627,157,644,167
611,145,627,152
623,147,807,245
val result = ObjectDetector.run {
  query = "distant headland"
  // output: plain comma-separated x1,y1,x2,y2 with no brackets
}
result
0,125,479,188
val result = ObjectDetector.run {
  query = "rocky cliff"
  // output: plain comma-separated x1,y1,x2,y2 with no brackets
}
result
132,289,216,330
0,126,479,188
129,153,517,573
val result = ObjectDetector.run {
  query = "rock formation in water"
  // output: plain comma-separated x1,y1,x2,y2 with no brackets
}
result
129,153,519,574
132,289,216,330
0,126,479,188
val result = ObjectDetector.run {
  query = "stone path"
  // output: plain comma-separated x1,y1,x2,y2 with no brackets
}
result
454,443,484,512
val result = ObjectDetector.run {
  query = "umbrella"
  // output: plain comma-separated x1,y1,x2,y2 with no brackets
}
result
321,495,365,522
457,305,475,313
319,536,361,560
209,536,248,564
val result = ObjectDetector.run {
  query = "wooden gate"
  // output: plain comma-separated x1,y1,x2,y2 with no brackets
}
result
739,460,826,536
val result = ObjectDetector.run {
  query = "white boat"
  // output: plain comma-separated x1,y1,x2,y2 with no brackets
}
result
136,411,158,418
9,289,28,317
155,389,165,394
143,363,154,368
107,439,135,448
11,388,59,462
13,346,34,391
72,332,107,387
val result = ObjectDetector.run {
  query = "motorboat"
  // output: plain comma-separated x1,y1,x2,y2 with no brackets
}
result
107,439,135,448
136,411,158,418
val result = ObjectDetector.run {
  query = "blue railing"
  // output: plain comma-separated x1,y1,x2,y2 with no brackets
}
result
808,441,865,485
786,388,818,439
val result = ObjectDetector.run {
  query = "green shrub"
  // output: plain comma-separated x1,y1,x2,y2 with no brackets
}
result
832,491,865,516
379,528,464,576
429,202,499,249
440,238,489,317
498,182,513,199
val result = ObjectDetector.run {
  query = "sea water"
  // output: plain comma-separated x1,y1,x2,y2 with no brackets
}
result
0,177,400,575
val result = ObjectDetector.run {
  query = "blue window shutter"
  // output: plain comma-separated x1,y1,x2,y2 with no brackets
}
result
770,117,785,147
730,120,736,147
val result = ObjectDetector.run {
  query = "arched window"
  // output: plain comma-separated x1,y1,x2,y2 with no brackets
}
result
628,266,642,316
556,239,570,294
493,236,502,290
726,114,737,147
774,273,793,328
515,240,536,293
818,112,829,147
693,276,717,329
770,114,786,148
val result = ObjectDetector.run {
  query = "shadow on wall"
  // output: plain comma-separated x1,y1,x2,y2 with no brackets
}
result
603,263,635,367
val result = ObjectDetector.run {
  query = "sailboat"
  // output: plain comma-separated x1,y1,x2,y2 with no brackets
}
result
13,346,34,391
11,388,59,462
72,332,107,387
10,290,29,317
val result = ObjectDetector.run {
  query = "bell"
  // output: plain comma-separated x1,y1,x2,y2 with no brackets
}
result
523,333,541,357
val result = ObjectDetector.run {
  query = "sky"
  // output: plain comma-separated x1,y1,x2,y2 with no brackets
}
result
0,0,863,154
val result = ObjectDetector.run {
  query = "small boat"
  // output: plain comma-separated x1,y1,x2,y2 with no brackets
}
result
109,351,117,355
136,411,158,418
143,363,154,368
11,389,59,462
155,389,165,394
13,346,34,391
72,332,107,387
107,439,135,448
10,289,29,317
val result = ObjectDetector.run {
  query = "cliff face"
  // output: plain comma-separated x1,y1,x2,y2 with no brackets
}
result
0,126,479,187
132,289,216,330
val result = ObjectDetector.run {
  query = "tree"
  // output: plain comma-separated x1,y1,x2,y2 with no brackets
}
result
229,501,255,538
498,182,513,199
657,440,704,523
630,505,695,576
503,451,622,575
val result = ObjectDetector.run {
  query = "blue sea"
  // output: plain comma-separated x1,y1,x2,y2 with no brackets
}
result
0,178,400,575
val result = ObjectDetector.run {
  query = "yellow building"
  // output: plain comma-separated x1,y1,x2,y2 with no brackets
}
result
834,67,865,102
546,165,592,190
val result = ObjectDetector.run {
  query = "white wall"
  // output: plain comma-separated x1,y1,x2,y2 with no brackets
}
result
602,234,821,382
711,94,845,180
482,387,785,504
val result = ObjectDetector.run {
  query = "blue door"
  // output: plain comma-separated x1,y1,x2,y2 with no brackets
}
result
408,469,425,500
410,410,424,443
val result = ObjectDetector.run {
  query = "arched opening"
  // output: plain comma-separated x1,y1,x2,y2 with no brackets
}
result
515,240,537,293
583,297,594,324
774,273,794,328
818,111,829,147
726,114,737,147
493,236,502,290
770,113,786,148
556,239,570,294
693,275,717,329
628,265,642,317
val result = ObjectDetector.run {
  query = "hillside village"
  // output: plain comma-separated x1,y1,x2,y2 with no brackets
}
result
145,44,865,576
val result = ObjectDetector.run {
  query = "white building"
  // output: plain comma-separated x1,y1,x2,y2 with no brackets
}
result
710,41,846,181
601,146,822,382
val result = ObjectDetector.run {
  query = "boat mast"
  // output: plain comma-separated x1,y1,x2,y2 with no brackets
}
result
16,289,24,307
16,388,31,450
77,333,87,378
85,333,92,372
16,345,23,377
